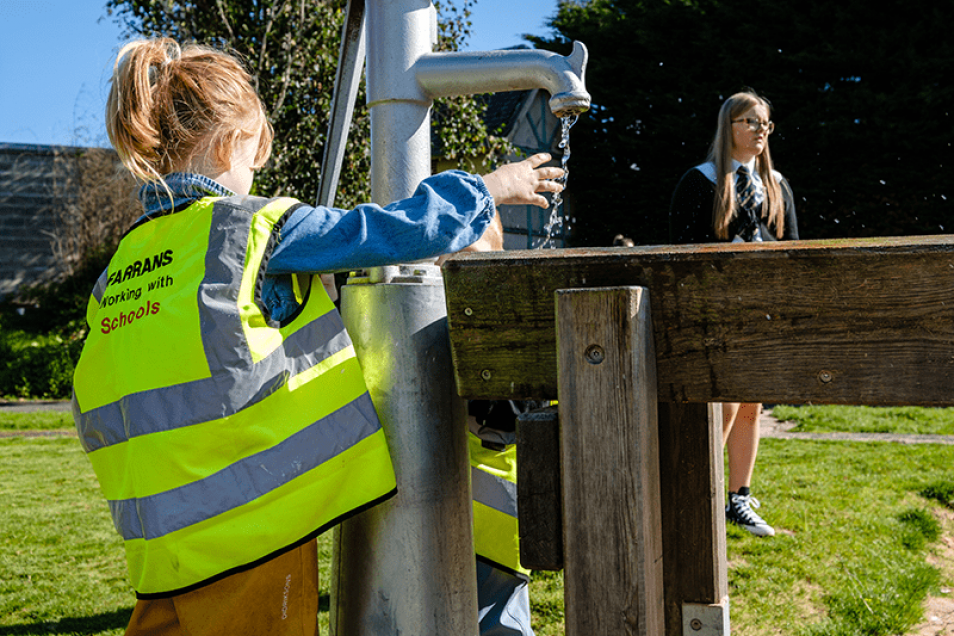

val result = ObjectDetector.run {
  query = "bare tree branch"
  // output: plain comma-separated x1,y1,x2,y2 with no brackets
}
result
269,0,304,116
214,0,236,41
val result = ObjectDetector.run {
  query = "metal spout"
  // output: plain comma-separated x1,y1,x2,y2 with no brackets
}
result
415,41,590,117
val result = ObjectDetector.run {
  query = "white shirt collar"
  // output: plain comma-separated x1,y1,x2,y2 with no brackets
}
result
695,159,760,185
731,158,758,174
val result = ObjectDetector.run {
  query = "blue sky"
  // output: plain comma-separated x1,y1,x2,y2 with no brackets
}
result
0,0,562,147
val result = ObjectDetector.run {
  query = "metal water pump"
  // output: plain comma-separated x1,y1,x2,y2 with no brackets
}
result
321,2,590,633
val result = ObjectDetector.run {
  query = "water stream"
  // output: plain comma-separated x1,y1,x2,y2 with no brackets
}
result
534,114,579,249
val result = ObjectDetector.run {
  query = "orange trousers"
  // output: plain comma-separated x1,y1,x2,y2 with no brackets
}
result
124,538,319,636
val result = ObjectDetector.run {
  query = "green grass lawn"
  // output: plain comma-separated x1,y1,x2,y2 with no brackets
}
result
2,406,953,635
0,437,129,636
0,410,74,433
722,438,953,636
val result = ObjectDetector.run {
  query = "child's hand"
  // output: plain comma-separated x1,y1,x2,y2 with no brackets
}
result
482,153,564,209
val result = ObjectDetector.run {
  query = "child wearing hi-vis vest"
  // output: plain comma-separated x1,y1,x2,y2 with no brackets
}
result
71,37,563,636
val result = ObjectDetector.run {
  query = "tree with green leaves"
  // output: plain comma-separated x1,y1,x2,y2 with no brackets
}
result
531,0,954,246
106,0,508,208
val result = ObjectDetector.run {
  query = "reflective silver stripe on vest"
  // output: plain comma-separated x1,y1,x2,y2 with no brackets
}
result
199,197,270,372
92,271,108,305
74,311,352,452
108,390,380,541
471,465,518,518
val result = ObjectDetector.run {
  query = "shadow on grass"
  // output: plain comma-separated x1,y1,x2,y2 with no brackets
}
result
0,595,329,635
0,608,131,635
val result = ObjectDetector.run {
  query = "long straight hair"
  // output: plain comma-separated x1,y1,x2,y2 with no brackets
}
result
706,92,784,239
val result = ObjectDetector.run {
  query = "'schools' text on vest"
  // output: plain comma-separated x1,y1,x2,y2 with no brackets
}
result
101,300,162,334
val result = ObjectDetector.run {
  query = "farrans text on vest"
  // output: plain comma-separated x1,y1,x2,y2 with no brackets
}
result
107,249,174,287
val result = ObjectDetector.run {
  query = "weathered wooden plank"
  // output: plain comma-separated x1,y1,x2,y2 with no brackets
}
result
516,405,563,571
657,402,727,636
443,236,954,405
558,287,664,636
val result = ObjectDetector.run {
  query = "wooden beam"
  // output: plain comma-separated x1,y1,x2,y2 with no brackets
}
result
443,236,954,405
558,287,664,635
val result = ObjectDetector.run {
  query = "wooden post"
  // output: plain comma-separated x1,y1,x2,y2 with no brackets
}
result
516,405,563,570
557,287,664,635
657,402,728,636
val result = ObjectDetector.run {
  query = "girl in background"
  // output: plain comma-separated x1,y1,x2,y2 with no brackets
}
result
669,91,799,537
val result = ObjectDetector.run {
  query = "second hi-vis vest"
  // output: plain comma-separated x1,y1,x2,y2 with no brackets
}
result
470,428,530,580
72,195,396,598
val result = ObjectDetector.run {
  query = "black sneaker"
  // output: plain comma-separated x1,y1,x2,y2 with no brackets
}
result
726,492,775,537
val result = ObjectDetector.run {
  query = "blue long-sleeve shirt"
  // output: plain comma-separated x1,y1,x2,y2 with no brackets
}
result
139,171,495,320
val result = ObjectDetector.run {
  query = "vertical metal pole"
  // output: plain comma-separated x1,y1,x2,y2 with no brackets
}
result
331,2,478,634
364,0,435,204
332,266,477,636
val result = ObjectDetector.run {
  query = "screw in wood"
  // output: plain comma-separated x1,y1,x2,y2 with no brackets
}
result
584,344,605,365
818,370,833,383
464,307,473,316
481,369,492,380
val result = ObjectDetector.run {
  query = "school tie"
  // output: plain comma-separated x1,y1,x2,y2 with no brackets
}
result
736,165,758,215
735,165,762,241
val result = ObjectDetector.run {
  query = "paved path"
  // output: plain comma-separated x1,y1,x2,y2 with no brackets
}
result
761,408,954,445
0,400,71,413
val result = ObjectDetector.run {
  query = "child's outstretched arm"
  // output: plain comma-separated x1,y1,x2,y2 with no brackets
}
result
481,153,564,209
267,155,564,275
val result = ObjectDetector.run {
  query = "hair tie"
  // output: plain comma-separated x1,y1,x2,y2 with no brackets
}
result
162,41,181,66
148,42,181,85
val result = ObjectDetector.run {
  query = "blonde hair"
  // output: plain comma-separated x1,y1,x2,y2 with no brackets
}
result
106,38,273,185
707,91,784,240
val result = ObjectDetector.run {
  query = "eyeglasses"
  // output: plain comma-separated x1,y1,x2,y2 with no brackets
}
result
732,118,775,134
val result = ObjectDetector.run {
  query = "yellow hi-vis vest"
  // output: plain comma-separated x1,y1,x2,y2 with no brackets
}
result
469,431,530,579
72,195,396,599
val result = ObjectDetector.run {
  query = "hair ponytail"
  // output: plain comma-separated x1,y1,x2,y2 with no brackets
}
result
106,38,272,186
106,40,175,182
